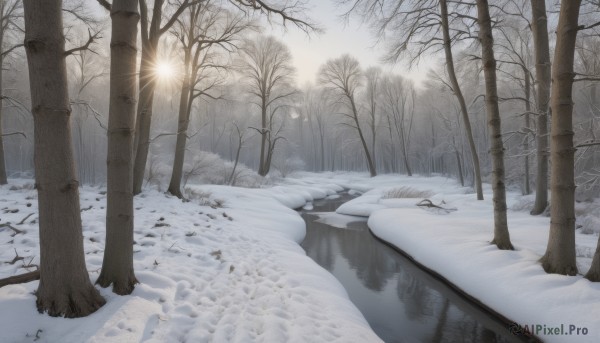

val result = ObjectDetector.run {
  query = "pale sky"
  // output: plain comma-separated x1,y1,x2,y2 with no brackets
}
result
89,0,431,87
263,0,431,87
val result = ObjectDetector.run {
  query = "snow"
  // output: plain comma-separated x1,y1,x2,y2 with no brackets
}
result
2,171,600,343
308,173,600,343
0,179,380,343
312,212,367,230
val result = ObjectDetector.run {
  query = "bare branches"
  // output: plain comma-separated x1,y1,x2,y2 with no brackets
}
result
230,0,320,34
64,29,102,57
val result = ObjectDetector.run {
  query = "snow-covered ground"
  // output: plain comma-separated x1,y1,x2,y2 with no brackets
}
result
320,173,600,343
0,177,380,343
2,172,600,342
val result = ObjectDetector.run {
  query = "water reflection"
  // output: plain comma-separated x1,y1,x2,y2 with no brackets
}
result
301,196,536,343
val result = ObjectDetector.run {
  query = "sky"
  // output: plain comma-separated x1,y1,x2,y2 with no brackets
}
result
88,0,431,87
263,0,431,87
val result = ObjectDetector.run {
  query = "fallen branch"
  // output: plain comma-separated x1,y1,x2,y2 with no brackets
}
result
416,199,457,213
0,223,25,236
5,249,24,265
18,213,34,225
0,270,40,288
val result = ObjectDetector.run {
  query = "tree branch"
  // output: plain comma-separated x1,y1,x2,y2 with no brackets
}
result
64,29,101,57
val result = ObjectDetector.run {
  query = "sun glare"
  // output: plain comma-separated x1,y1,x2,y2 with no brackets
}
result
155,61,175,80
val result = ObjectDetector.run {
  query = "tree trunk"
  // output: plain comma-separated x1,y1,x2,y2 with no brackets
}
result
453,138,464,186
258,96,268,176
23,0,105,316
530,0,551,215
0,62,6,184
349,94,376,176
132,54,157,194
168,50,192,198
97,0,140,295
400,127,412,176
228,133,243,185
540,0,580,275
0,32,6,184
440,0,483,200
476,0,513,250
523,66,531,195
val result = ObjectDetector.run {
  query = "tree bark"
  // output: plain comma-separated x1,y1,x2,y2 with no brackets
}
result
0,52,6,185
440,0,483,200
97,0,140,295
168,43,193,197
258,95,268,176
23,0,105,316
540,0,580,275
0,270,40,288
132,54,157,194
523,66,531,195
0,11,6,185
530,0,550,215
476,0,513,250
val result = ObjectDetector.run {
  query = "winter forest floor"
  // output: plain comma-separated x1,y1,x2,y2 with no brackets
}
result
0,173,599,342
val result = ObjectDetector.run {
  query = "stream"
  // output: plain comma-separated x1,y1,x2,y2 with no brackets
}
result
300,194,536,343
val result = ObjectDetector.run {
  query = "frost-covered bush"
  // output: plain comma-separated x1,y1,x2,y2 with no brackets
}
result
382,186,433,199
182,151,264,188
273,157,306,178
578,216,600,235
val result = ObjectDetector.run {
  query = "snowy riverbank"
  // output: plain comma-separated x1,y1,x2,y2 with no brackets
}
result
0,178,380,343
323,173,600,343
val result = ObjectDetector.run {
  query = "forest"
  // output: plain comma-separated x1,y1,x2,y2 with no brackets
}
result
0,0,600,342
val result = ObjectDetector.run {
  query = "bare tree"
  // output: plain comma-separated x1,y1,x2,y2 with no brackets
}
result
539,0,582,275
364,66,381,170
0,0,23,184
132,0,201,195
319,54,376,176
70,47,107,185
339,0,483,197
239,35,296,176
168,3,250,197
529,0,551,214
23,0,105,316
133,0,319,194
227,121,249,185
475,0,513,250
439,0,484,200
94,0,140,295
381,75,415,176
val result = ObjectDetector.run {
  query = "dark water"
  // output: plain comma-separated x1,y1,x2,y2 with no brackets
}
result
300,195,535,343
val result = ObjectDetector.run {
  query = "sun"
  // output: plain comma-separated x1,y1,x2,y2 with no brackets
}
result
154,61,175,80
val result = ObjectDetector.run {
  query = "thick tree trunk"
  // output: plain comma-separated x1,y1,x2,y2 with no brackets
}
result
440,0,483,200
540,0,580,275
23,0,105,316
0,48,6,184
97,0,140,295
476,0,513,250
530,0,551,215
